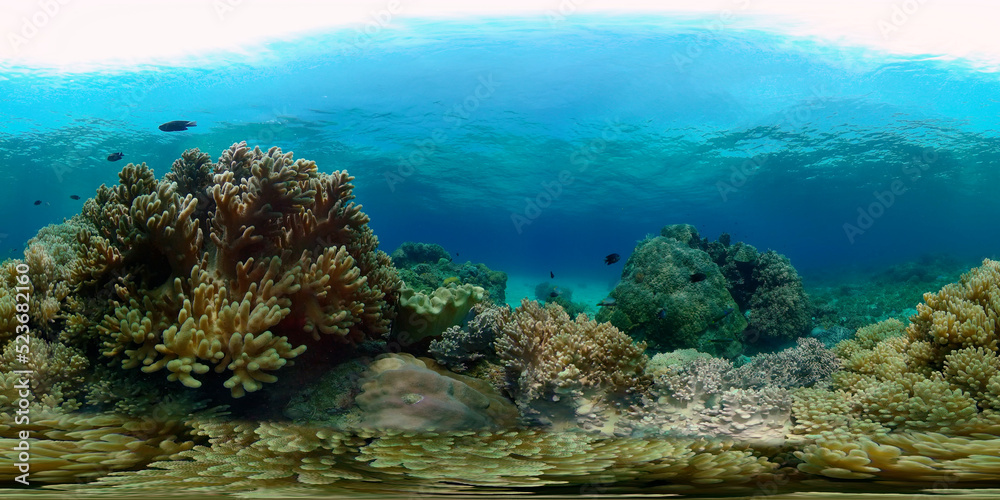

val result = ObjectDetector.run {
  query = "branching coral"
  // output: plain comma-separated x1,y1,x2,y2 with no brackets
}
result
429,302,509,371
792,260,1000,437
77,142,401,397
495,299,649,407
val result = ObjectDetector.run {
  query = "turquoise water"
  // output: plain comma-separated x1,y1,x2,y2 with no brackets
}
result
4,16,999,284
7,12,1000,498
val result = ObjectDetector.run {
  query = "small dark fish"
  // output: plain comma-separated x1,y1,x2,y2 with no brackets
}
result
690,272,707,283
596,297,616,307
656,308,667,320
604,253,621,265
69,195,80,200
107,152,124,161
549,287,562,298
710,307,736,326
707,337,735,344
455,252,459,257
33,200,42,205
550,271,555,279
158,120,197,132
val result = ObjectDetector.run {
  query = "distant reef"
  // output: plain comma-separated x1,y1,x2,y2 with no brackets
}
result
9,148,1000,494
597,224,812,356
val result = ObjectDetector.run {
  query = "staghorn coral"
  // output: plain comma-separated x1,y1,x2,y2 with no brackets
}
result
79,142,400,397
0,337,88,411
496,299,649,409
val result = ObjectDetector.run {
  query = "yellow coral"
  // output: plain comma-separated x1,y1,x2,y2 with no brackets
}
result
495,299,649,403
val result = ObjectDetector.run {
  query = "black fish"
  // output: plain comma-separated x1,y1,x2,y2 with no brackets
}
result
33,200,41,205
690,272,707,283
549,288,562,298
69,195,80,200
158,120,197,132
656,308,667,320
604,253,620,265
107,152,124,161
550,271,554,279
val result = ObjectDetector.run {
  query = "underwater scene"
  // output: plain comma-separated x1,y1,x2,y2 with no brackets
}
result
5,1,1000,498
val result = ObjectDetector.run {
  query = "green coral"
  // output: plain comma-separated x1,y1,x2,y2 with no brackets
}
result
597,228,746,357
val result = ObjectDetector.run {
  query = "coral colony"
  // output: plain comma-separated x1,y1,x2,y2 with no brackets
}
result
6,143,1000,494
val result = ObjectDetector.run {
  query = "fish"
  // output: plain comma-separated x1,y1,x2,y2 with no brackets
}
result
707,337,735,344
33,200,41,205
107,152,124,161
549,287,562,298
69,195,80,200
711,307,735,324
596,297,616,307
550,271,555,279
604,253,621,265
656,308,667,319
690,272,707,283
158,120,197,132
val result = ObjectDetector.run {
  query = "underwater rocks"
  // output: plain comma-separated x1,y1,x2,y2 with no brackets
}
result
596,225,747,357
599,224,812,356
391,241,507,304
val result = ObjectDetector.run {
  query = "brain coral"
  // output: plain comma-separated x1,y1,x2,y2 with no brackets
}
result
596,227,746,356
73,142,400,397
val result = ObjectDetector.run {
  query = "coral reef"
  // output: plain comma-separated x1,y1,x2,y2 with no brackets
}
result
392,241,507,304
534,281,588,316
596,226,746,356
792,260,1000,439
393,283,485,343
700,231,812,344
729,338,841,390
495,300,649,415
17,142,402,398
354,353,518,431
60,420,779,496
428,302,509,371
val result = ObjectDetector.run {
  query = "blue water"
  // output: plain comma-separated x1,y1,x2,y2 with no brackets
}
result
3,16,1000,288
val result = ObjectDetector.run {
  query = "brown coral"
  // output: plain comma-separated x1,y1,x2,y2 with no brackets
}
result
81,142,400,397
495,299,649,405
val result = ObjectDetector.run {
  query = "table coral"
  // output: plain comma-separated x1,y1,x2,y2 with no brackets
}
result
73,142,400,397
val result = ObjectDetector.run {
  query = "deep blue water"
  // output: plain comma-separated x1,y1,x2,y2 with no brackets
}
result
3,16,1000,287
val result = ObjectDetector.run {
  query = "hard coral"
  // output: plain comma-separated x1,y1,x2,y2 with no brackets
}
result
80,142,399,397
596,227,746,356
496,299,649,406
